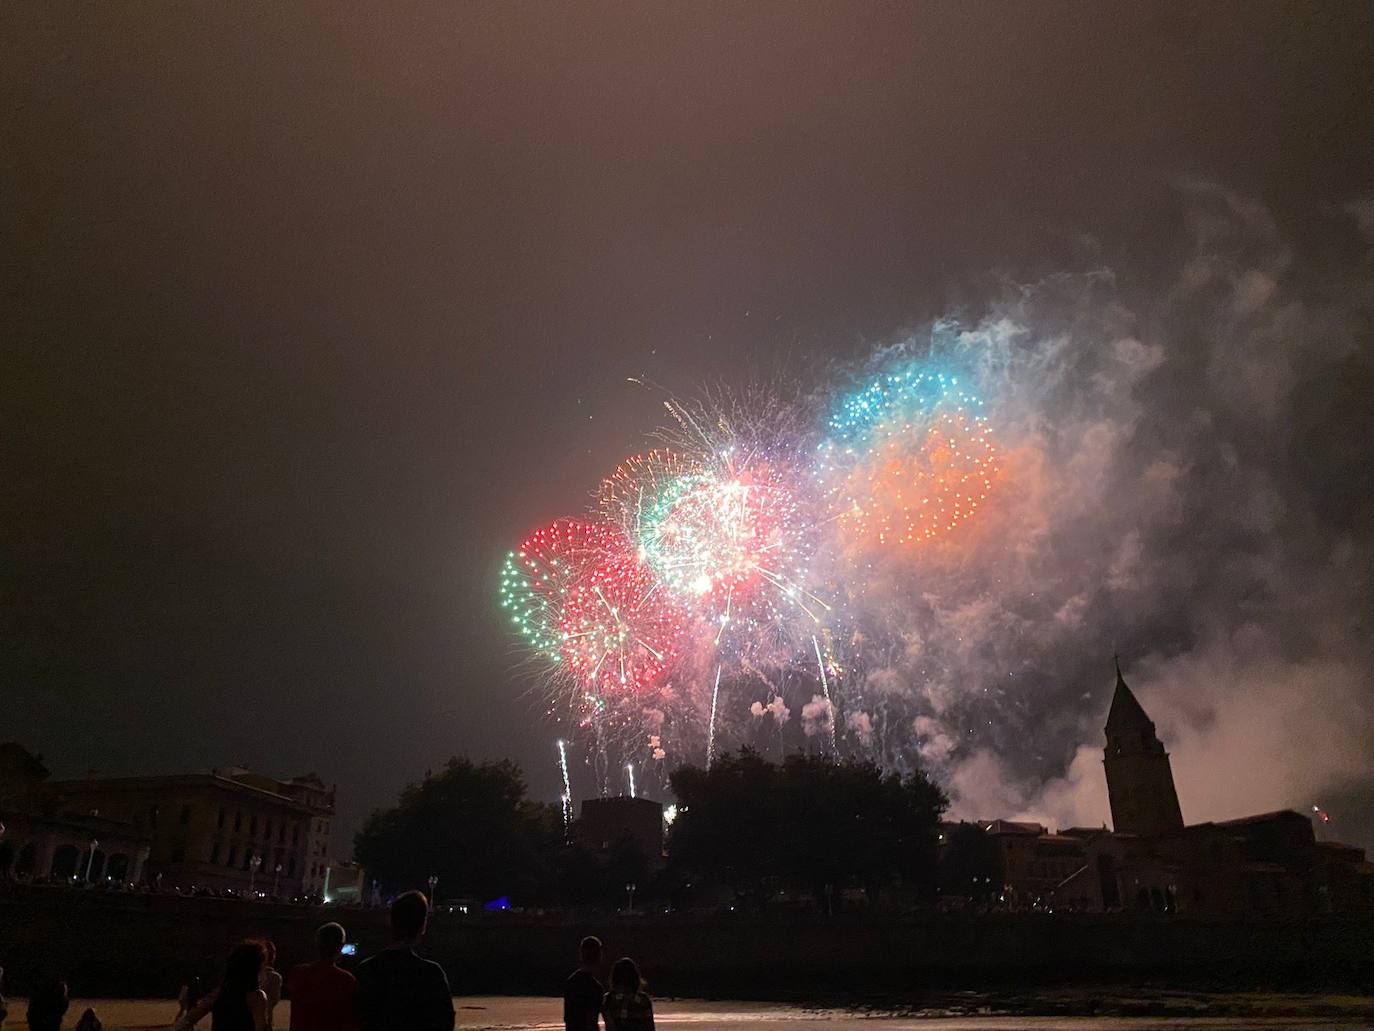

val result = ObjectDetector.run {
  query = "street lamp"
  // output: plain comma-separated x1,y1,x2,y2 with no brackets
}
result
272,863,283,898
625,882,636,914
85,839,99,884
249,853,262,897
427,875,438,909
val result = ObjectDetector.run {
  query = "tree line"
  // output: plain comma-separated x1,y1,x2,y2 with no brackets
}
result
355,750,993,912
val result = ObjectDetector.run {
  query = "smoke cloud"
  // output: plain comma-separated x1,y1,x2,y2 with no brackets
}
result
801,695,834,738
836,184,1374,846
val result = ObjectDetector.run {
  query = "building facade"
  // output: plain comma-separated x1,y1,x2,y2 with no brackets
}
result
0,745,337,897
210,769,337,896
575,796,665,864
946,662,1374,918
1052,664,1371,916
983,820,1090,909
0,743,151,885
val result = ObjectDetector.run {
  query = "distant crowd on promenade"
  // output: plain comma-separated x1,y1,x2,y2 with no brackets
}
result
1,870,335,906
2,890,654,1031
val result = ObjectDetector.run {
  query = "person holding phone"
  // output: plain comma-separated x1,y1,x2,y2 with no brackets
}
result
288,922,357,1031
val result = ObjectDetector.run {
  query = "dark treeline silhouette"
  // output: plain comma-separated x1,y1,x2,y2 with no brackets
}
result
355,759,559,904
354,759,649,910
669,751,947,912
353,752,948,913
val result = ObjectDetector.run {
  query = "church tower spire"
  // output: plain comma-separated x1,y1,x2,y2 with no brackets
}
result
1103,658,1184,835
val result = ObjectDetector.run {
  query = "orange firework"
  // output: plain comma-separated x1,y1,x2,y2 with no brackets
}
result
820,370,999,548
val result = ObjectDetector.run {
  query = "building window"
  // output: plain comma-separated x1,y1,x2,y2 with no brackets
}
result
242,850,252,871
228,845,238,867
217,808,226,829
288,856,296,877
234,812,242,832
293,826,300,846
265,819,273,840
171,844,186,863
211,841,222,864
250,815,258,836
180,805,192,825
278,823,286,843
149,805,160,828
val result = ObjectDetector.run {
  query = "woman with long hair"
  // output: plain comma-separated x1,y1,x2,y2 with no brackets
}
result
175,941,269,1031
601,957,654,1031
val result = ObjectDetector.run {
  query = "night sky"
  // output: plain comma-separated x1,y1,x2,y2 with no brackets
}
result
4,4,1373,852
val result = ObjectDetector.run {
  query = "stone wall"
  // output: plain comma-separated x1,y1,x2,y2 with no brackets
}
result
2,885,1370,999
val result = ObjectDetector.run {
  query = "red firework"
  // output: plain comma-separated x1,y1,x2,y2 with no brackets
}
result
500,519,629,660
559,552,687,697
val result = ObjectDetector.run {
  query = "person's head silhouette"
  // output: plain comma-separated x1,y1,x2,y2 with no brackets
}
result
609,957,643,995
390,890,429,946
316,921,347,961
577,935,602,970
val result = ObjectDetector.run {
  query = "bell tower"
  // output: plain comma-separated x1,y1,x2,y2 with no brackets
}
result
1103,658,1184,836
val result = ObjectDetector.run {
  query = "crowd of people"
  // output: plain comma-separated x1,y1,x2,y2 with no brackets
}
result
172,891,653,1031
170,891,454,1031
2,889,654,1031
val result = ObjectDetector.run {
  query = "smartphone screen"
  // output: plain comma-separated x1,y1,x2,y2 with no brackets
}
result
341,944,357,956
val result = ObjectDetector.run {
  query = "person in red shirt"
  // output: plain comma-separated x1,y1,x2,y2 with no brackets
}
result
288,922,357,1031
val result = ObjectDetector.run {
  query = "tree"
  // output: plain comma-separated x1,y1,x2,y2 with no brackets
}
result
668,750,784,908
354,757,558,902
668,750,947,910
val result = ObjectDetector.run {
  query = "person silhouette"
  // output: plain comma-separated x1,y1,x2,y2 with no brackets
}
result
563,935,604,1031
25,975,69,1031
601,958,654,1031
356,891,454,1031
176,941,269,1031
288,922,357,1031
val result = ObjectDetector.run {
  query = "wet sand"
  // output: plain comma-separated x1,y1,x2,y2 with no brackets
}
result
5,996,1373,1030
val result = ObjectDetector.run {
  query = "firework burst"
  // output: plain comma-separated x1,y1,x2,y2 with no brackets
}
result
558,552,688,696
499,519,629,662
596,449,701,543
496,358,1003,783
819,369,998,548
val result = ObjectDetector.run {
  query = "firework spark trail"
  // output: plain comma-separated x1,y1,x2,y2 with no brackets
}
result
706,663,723,770
627,762,637,798
813,634,837,754
557,739,572,830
